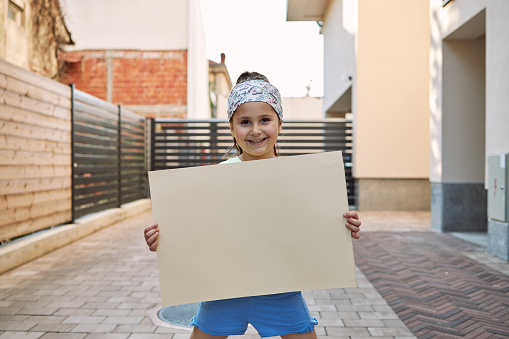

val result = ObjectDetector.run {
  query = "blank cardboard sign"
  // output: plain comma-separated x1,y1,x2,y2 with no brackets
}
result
149,151,356,307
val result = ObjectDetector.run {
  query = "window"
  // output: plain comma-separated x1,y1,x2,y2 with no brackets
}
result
7,1,25,27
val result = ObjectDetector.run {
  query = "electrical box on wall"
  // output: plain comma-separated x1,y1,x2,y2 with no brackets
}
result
488,153,509,222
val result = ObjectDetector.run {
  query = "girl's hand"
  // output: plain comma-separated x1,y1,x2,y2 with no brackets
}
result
144,222,159,251
344,211,361,239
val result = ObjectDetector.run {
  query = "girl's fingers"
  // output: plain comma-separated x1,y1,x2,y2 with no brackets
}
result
145,222,158,232
346,222,360,233
344,211,359,220
348,217,361,227
146,231,159,245
144,222,160,251
344,211,361,239
145,228,157,240
144,223,158,239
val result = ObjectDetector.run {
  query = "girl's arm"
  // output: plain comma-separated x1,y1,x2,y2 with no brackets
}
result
144,222,159,251
344,211,361,239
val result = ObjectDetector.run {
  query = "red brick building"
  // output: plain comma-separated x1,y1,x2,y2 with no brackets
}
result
58,0,212,119
60,50,188,118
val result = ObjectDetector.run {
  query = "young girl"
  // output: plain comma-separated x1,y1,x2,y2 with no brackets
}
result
144,71,361,339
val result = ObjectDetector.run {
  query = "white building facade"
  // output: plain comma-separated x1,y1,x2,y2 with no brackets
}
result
289,0,509,260
287,0,431,211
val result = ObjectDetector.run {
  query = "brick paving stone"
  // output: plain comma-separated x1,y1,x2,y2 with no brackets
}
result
73,297,110,303
0,314,29,322
382,319,408,328
358,311,399,320
320,311,360,320
314,327,327,336
354,232,509,338
81,302,121,309
368,327,419,336
23,315,67,323
308,304,338,312
71,324,117,333
101,316,144,324
63,316,106,324
40,334,86,339
112,324,158,333
0,306,21,314
122,334,170,339
83,335,130,339
29,323,77,332
154,327,189,334
0,322,36,331
171,333,191,339
343,319,384,327
314,318,345,327
91,309,131,317
116,303,156,310
0,333,45,339
53,308,95,317
129,309,153,317
334,305,374,312
326,327,370,336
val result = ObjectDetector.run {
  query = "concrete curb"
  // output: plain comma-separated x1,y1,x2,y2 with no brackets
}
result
0,199,152,274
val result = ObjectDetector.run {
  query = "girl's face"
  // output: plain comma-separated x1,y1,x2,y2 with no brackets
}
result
229,101,282,161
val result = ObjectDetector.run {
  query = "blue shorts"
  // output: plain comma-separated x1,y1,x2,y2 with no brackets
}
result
190,292,318,337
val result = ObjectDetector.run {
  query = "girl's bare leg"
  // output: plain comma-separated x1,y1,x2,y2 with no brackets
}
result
189,324,318,339
281,330,318,339
189,327,228,339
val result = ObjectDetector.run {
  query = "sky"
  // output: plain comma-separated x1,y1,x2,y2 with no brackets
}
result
198,0,324,98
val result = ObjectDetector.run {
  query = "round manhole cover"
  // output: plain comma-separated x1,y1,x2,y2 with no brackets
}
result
158,303,200,327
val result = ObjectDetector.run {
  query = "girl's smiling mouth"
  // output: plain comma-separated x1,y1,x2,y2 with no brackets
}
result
247,137,268,145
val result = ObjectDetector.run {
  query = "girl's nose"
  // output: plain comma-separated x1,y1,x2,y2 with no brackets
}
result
251,124,261,135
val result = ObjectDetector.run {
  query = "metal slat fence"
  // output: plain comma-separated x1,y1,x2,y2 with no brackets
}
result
150,119,355,206
71,86,147,220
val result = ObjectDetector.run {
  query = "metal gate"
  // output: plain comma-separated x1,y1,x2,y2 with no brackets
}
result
150,119,355,206
71,86,147,220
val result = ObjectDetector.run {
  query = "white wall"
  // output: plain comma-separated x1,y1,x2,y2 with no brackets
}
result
429,0,509,185
442,38,485,183
281,97,323,120
321,0,356,113
187,0,210,119
212,71,232,121
61,0,188,50
2,0,30,69
486,0,509,162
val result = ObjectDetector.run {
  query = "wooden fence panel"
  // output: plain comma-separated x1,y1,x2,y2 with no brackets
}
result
0,59,72,242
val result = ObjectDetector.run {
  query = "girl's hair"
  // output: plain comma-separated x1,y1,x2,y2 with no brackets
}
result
235,71,270,85
224,71,280,159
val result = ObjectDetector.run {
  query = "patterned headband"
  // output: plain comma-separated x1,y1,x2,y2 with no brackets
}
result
227,80,283,122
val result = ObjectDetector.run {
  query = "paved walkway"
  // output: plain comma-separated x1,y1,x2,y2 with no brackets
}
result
0,210,508,339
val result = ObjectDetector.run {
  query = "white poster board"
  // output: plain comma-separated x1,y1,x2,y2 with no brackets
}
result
149,151,357,307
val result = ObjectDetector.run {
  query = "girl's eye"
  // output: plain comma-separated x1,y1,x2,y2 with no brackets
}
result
240,120,250,125
261,118,270,123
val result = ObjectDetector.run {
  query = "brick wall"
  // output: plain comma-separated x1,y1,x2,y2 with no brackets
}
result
59,50,188,117
62,55,108,100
